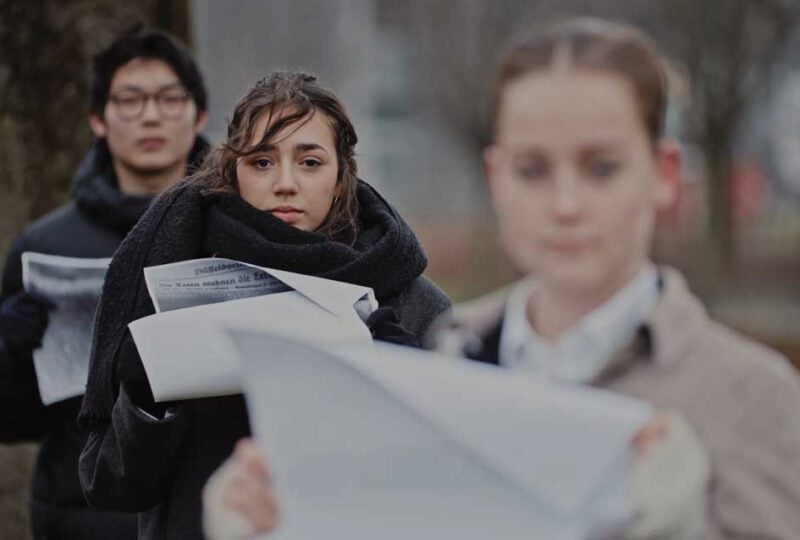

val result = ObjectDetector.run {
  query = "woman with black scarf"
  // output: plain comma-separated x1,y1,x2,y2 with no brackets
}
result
77,71,451,540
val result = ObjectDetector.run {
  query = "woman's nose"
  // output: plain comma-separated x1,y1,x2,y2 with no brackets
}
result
551,176,583,220
272,163,298,194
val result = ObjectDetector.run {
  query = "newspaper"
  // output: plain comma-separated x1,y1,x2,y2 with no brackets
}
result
143,258,291,313
143,257,376,318
231,333,652,540
130,257,377,401
21,252,111,405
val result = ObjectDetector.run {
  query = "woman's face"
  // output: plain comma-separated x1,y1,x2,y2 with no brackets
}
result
236,109,339,232
485,70,678,297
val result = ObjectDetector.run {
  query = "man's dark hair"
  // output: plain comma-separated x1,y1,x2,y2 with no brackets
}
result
90,26,207,116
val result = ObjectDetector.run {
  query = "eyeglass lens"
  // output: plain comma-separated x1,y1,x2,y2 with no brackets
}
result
111,88,189,120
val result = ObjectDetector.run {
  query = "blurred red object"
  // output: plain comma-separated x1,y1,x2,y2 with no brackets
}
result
728,159,766,226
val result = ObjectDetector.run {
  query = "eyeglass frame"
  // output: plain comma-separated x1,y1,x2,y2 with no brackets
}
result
107,84,193,122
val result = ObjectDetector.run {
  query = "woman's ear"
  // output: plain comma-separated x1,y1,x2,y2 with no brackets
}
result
654,139,681,210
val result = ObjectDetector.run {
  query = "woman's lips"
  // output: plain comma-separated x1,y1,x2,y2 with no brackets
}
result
270,207,303,224
545,238,592,253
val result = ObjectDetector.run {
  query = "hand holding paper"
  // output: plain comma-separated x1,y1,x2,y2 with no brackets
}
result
20,252,110,404
203,438,279,540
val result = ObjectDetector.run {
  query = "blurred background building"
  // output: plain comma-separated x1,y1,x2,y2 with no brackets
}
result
2,0,800,536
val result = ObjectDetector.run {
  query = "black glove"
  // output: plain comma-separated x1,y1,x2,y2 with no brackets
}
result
0,290,55,352
365,307,420,348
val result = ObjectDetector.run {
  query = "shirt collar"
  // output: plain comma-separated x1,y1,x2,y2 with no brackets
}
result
498,277,537,368
499,263,660,383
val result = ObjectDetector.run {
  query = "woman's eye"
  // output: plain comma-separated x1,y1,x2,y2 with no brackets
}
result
300,158,322,168
252,158,272,170
586,158,619,179
514,161,548,180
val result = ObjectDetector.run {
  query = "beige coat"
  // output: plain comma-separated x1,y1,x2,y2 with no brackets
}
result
437,267,800,539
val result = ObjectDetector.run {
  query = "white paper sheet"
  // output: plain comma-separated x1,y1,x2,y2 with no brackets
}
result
129,289,374,402
231,332,653,540
21,252,111,404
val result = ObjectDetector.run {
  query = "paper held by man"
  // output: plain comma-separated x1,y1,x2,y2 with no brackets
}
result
229,333,653,540
129,257,377,402
22,252,111,405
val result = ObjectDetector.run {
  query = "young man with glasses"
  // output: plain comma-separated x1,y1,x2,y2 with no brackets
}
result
0,28,208,539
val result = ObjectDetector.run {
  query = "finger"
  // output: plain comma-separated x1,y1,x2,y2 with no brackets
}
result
251,490,279,532
633,414,670,454
223,450,279,531
224,486,278,534
235,439,271,481
226,460,271,506
241,484,279,533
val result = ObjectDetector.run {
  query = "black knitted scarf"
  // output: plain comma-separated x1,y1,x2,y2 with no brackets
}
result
78,179,427,428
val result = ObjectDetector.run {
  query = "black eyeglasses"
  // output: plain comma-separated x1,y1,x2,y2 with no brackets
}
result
108,87,191,121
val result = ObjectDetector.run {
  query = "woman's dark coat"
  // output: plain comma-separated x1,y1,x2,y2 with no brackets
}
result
78,179,451,539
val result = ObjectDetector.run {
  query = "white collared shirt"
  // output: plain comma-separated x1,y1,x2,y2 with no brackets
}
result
499,263,660,384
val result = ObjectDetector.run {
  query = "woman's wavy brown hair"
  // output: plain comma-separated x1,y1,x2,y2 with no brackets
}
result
192,71,359,239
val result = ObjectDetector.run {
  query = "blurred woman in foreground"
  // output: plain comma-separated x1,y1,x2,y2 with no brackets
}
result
444,17,800,538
